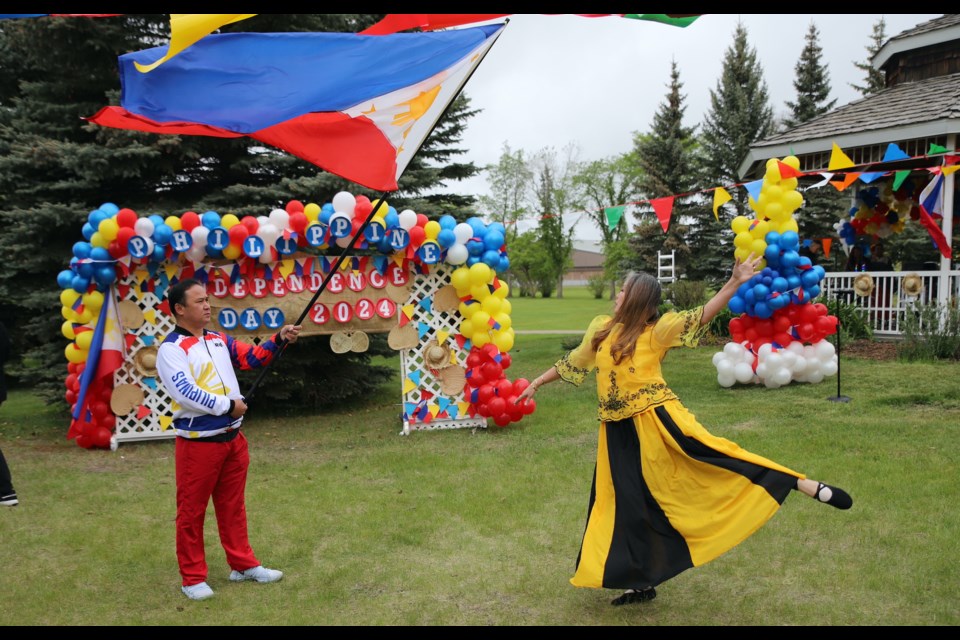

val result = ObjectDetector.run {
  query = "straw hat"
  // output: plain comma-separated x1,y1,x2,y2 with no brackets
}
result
901,273,923,297
350,331,369,353
330,332,352,354
433,285,461,313
132,345,158,377
387,323,418,350
439,366,467,396
118,300,145,330
853,273,875,297
110,383,144,416
385,282,412,303
423,339,453,370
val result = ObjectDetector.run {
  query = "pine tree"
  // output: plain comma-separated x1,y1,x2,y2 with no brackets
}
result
0,14,480,409
784,22,837,128
782,21,846,249
631,60,702,279
851,17,888,97
698,22,774,281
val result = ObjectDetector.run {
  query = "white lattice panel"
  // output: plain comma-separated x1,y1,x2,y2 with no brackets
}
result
113,270,178,443
399,265,487,434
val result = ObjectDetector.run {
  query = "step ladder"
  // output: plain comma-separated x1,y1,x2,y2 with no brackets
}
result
657,250,675,285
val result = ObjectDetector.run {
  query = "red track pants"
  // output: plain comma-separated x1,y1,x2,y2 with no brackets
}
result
175,432,259,586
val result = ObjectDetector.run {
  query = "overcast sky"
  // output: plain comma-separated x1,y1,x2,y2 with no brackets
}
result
438,13,942,240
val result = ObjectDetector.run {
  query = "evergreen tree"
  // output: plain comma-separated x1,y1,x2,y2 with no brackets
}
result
784,22,837,129
698,21,774,281
0,14,480,410
782,21,846,249
631,60,703,279
851,17,888,97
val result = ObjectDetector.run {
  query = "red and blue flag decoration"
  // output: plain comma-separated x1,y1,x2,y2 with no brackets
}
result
917,173,952,259
67,292,125,441
87,24,506,191
360,14,700,35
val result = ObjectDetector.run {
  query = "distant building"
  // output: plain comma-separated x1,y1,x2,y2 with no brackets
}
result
564,240,604,286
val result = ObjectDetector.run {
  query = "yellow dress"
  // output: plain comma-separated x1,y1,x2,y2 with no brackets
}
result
556,307,805,590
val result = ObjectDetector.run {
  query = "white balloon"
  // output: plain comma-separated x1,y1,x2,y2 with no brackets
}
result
398,209,418,231
446,243,469,265
815,340,836,361
820,359,838,377
716,358,735,375
185,245,206,263
257,215,270,227
766,353,783,370
268,208,289,231
258,223,280,246
712,351,726,366
806,369,825,384
134,218,155,237
453,222,474,244
755,363,769,380
718,372,737,388
259,248,274,264
190,226,209,247
734,362,755,383
757,343,774,358
332,191,357,216
773,367,793,386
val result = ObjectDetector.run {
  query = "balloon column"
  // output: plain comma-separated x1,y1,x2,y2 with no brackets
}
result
713,156,840,389
57,197,532,447
448,221,535,427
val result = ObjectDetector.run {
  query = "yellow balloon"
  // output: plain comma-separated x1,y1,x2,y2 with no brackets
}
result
60,289,81,308
82,291,104,312
731,215,751,234
468,262,492,287
450,266,471,295
783,190,803,213
470,284,490,301
765,163,781,183
734,231,753,249
765,203,784,221
64,343,87,364
90,231,108,248
750,239,767,257
783,155,801,169
304,203,321,222
75,330,93,351
765,184,783,202
499,298,512,315
480,295,502,316
98,217,119,242
75,308,94,324
471,310,491,335
750,218,771,238
164,215,183,231
459,317,473,339
61,320,76,340
471,330,491,347
781,177,798,191
221,213,240,229
492,330,514,353
61,305,78,322
734,247,750,263
459,301,478,318
492,280,509,300
778,218,799,234
222,243,242,260
423,220,441,240
493,312,512,332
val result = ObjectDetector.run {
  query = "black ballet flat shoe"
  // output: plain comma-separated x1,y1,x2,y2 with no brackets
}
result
610,587,657,606
815,482,853,510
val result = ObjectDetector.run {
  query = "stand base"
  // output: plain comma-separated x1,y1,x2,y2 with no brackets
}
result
827,395,851,403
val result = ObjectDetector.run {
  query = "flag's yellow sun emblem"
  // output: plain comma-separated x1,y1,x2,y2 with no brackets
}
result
392,85,440,127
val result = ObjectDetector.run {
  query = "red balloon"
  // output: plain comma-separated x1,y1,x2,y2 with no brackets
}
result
116,227,136,252
415,213,429,228
493,413,512,427
520,398,536,415
241,216,260,235
289,211,308,234
354,196,373,217
407,225,425,248
487,397,506,418
466,367,484,388
65,373,78,390
65,390,77,405
466,351,483,368
480,361,502,383
285,200,305,214
494,378,513,398
180,211,200,232
228,224,250,245
506,396,523,422
477,384,495,405
774,332,794,347
482,343,500,360
499,352,512,370
512,378,530,395
93,426,113,449
116,208,138,228
91,401,111,422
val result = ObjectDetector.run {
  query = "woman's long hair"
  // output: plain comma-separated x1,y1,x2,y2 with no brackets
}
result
590,272,661,365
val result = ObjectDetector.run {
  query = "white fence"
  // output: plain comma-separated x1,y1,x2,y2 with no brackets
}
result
819,270,960,337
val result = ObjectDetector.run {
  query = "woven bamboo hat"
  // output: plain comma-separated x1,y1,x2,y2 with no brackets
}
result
901,273,923,297
350,331,369,353
853,273,875,297
433,285,460,313
423,339,453,369
387,323,418,350
330,332,352,354
132,345,158,377
439,365,467,396
110,383,144,416
117,300,145,329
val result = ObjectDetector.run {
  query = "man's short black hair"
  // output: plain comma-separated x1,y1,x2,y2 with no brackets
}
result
168,278,204,316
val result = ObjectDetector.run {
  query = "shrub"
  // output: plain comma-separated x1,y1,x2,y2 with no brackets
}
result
896,300,960,361
666,280,708,310
833,300,873,343
587,275,607,299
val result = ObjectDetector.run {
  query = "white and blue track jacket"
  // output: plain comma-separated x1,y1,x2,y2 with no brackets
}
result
156,326,281,439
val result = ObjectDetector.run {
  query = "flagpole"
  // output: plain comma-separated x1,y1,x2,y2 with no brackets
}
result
244,192,390,401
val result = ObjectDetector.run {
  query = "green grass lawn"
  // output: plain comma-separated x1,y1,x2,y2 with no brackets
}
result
507,286,613,331
2,309,959,625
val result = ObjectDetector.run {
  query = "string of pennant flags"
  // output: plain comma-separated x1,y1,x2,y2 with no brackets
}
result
514,142,959,234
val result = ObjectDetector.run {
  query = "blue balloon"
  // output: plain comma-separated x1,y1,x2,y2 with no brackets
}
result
148,214,165,228
487,222,506,237
787,275,801,290
753,284,770,299
779,231,800,251
728,297,746,315
151,243,166,263
754,301,773,319
466,255,479,267
94,264,116,286
383,210,399,230
89,247,111,263
744,289,756,305
98,202,120,216
153,223,173,246
201,211,221,230
71,275,90,292
482,249,500,268
438,214,457,230
376,235,393,254
81,222,96,241
467,217,486,235
497,255,510,273
437,228,457,249
72,241,92,260
466,239,484,256
57,269,75,289
321,203,335,214
319,210,332,225
807,284,822,299
483,230,504,251
772,277,788,293
88,209,108,228
801,269,821,288
765,231,781,245
781,250,800,270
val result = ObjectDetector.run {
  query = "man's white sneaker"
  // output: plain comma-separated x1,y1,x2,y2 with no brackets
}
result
181,582,215,600
229,565,283,583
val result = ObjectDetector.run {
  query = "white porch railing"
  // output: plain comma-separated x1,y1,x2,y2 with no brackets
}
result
820,270,960,337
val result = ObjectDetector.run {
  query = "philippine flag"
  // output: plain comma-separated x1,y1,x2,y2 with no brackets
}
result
67,290,125,441
87,24,506,191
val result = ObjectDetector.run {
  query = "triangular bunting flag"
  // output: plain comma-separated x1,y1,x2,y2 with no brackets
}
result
418,296,432,313
928,143,948,155
140,334,155,346
437,397,450,412
402,304,415,319
650,196,674,233
882,143,910,162
776,161,803,179
447,404,459,419
943,165,960,177
417,322,430,340
827,143,855,171
858,171,885,184
436,330,449,344
821,238,832,259
402,377,417,395
279,259,295,278
808,173,833,189
136,404,151,419
143,309,157,324
454,334,467,350
158,414,173,430
142,377,157,390
830,172,860,191
743,179,764,203
892,170,911,191
712,187,732,222
428,404,440,418
604,205,624,230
